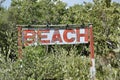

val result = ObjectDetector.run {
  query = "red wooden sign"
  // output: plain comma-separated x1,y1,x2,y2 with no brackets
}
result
17,24,96,79
22,28,89,46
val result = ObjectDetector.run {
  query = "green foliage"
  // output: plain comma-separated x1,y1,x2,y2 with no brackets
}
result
0,47,120,80
0,0,120,80
0,47,89,80
9,0,67,24
0,8,17,61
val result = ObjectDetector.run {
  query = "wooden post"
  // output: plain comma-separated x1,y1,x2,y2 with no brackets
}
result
89,24,96,80
18,26,22,59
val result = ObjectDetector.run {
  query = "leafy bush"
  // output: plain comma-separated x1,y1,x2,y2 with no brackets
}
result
0,46,119,80
0,0,120,80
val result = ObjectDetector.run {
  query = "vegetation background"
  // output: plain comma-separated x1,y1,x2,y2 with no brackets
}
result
0,0,120,80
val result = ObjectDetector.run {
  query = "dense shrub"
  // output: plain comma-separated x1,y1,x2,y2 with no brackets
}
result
0,46,119,80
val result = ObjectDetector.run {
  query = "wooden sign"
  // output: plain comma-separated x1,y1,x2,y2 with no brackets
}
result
17,24,96,79
22,28,89,46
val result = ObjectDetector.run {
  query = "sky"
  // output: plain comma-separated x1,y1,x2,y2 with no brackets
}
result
1,0,120,8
